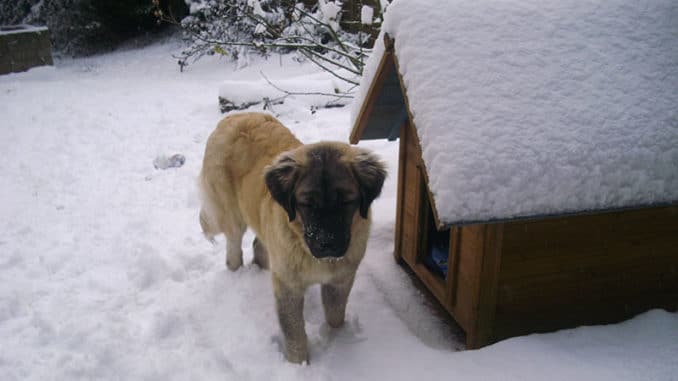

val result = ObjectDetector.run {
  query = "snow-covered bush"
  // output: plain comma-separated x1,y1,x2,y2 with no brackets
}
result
158,0,381,85
0,0,42,26
1,0,185,55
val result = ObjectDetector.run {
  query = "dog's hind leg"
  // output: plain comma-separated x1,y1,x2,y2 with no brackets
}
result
199,172,247,271
213,192,246,271
223,219,246,271
252,237,269,270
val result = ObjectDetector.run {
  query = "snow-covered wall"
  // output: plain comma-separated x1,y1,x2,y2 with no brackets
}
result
352,0,678,225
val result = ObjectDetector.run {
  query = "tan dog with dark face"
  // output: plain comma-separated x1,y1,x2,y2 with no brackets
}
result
199,112,386,363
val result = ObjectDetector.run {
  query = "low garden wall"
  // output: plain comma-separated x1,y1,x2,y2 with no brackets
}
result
0,25,53,75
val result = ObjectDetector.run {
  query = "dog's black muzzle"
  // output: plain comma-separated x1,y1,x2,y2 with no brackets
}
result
303,216,350,259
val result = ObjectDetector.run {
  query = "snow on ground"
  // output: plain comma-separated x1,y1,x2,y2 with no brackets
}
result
1,40,677,380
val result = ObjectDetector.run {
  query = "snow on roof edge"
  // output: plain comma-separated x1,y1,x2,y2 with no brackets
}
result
441,201,678,228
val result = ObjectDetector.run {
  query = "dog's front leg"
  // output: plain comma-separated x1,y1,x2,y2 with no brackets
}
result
273,274,308,364
322,275,356,328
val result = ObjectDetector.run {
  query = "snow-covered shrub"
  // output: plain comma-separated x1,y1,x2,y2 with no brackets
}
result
0,0,42,26
158,0,381,85
1,0,186,55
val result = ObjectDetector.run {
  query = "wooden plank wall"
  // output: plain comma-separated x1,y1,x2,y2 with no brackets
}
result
396,122,451,313
463,224,503,349
398,122,422,265
494,206,678,340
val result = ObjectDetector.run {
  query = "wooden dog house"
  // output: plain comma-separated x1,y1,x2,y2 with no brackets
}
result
349,1,678,349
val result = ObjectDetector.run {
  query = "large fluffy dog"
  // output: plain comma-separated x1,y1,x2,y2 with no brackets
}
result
199,112,386,363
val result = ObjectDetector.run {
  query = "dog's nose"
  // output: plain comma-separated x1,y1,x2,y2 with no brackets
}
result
318,247,344,258
318,240,333,250
305,226,348,258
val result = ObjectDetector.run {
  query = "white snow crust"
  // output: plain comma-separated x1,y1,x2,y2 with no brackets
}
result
361,5,374,25
0,25,48,36
218,70,354,109
1,39,677,380
353,0,678,224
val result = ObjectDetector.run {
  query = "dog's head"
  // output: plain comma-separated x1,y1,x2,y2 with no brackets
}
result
265,142,386,260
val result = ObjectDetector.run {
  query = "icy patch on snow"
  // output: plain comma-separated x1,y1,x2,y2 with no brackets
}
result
153,154,186,170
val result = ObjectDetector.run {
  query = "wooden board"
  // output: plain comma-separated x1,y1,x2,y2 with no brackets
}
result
493,205,678,341
466,224,503,349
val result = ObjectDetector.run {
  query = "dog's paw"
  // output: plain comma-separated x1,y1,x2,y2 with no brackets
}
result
225,256,243,271
284,347,309,365
273,335,309,365
326,314,345,328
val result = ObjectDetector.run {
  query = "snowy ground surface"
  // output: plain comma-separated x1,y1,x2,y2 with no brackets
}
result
1,40,677,380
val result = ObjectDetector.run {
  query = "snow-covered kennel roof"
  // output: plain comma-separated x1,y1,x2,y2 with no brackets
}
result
350,0,678,226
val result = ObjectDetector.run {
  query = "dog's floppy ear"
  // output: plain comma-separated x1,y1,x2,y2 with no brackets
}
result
265,152,300,221
351,148,387,219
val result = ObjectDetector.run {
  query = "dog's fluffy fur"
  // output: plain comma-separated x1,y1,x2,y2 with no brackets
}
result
199,112,386,363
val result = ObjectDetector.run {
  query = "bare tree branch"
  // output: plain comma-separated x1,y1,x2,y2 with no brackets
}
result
259,71,354,99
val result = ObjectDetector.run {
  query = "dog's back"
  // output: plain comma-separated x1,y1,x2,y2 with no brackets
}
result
199,112,301,247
